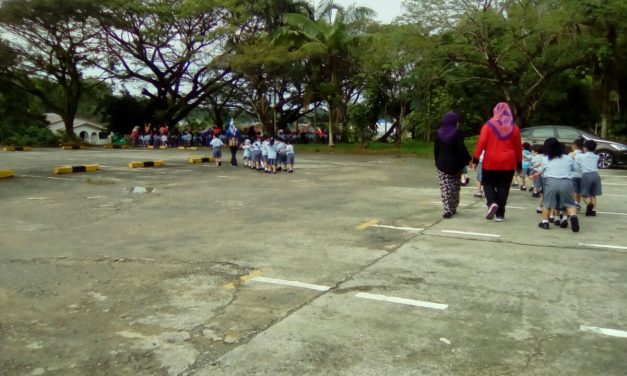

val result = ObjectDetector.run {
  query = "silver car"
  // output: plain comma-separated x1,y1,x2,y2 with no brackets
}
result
520,125,627,169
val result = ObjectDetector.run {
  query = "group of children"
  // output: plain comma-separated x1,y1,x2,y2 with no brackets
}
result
209,134,295,173
471,138,602,232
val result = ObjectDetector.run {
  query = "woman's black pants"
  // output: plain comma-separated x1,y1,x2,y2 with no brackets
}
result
481,169,515,218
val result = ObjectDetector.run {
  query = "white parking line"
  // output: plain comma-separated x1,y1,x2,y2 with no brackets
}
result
599,175,627,178
604,183,627,186
20,174,83,181
355,292,448,310
372,225,423,232
596,211,627,217
251,276,330,292
578,243,627,251
441,230,501,238
580,325,627,338
604,194,627,197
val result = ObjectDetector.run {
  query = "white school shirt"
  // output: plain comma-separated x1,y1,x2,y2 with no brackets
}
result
539,155,573,179
576,151,599,173
570,150,583,178
210,138,223,148
286,144,294,155
267,143,278,159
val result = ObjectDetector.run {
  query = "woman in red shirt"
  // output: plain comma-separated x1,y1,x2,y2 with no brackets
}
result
472,103,522,221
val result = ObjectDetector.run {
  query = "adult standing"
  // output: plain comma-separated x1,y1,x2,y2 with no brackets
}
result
472,102,522,221
225,120,242,167
434,112,471,218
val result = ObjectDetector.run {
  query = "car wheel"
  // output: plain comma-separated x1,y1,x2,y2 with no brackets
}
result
597,150,614,169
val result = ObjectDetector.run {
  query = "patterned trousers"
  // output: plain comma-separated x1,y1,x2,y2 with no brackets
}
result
438,170,461,214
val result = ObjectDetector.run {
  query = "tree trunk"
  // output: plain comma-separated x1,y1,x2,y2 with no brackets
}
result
377,121,397,143
395,106,405,148
328,102,334,146
601,113,609,139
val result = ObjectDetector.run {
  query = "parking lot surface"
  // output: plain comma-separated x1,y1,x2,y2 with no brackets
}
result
1,148,626,375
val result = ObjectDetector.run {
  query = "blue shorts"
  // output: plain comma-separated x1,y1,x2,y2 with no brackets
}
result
212,148,222,158
287,154,295,165
581,172,602,197
543,177,576,209
251,150,261,162
572,177,582,194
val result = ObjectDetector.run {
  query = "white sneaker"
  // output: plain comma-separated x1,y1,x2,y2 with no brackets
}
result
486,203,498,220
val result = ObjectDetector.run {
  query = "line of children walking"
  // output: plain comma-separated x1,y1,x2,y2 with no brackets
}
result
528,137,603,232
242,136,295,173
470,136,603,233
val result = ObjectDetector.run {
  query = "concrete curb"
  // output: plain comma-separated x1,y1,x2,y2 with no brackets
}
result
103,144,129,149
178,147,199,151
4,146,32,151
188,157,214,164
128,160,164,168
53,164,100,174
0,169,15,179
61,145,86,150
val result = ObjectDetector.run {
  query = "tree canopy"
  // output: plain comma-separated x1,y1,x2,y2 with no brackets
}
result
0,0,625,144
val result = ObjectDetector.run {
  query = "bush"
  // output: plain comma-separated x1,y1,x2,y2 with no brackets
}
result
4,126,59,146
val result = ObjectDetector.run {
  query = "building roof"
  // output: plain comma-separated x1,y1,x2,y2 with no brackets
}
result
45,113,106,131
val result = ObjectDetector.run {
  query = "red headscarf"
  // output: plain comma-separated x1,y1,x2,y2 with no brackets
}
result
486,102,514,140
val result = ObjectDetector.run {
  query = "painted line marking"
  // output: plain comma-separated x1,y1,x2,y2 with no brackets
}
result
355,292,448,310
580,325,627,338
430,201,469,207
27,197,49,200
251,276,330,292
20,174,83,181
356,220,379,230
604,183,627,186
441,230,501,238
371,225,424,233
604,194,627,197
579,243,627,251
596,211,627,217
599,175,627,178
429,201,526,210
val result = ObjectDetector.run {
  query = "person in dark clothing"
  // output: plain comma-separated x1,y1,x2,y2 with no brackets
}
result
434,111,471,218
225,120,242,167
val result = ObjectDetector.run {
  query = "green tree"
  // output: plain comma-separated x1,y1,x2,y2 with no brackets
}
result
0,0,101,142
570,0,627,137
274,0,375,145
94,0,239,127
402,0,586,127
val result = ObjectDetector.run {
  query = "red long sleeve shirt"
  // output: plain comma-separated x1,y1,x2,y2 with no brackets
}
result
474,124,522,171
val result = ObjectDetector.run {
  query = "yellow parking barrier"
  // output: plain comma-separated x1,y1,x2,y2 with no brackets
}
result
53,164,100,174
0,170,15,179
188,157,214,164
128,160,164,168
61,145,86,150
4,146,32,151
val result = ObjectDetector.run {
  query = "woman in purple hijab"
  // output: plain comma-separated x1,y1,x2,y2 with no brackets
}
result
434,111,471,218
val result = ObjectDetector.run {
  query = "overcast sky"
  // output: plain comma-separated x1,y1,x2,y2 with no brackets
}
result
318,0,405,23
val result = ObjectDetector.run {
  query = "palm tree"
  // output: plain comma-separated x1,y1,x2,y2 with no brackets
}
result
274,0,375,145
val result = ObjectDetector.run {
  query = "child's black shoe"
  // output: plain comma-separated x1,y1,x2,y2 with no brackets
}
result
570,216,580,232
585,203,594,216
538,222,549,230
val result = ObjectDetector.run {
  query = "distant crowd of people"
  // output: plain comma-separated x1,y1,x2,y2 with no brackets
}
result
128,122,332,149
